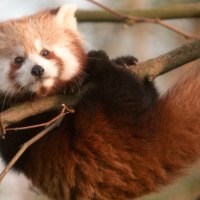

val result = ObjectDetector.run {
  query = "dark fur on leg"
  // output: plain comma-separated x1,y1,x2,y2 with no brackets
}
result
84,50,158,123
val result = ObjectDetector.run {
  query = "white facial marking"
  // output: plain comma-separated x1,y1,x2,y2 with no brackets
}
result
0,41,80,96
15,59,34,88
0,58,16,95
43,78,54,88
29,54,59,78
14,53,59,93
0,45,25,96
34,39,42,51
53,45,80,81
29,81,40,93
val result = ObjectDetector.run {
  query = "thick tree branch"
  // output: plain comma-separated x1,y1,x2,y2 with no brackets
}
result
0,40,199,133
130,40,200,80
77,3,200,22
0,84,92,133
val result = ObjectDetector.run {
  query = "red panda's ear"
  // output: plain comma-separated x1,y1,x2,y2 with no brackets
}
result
52,4,78,30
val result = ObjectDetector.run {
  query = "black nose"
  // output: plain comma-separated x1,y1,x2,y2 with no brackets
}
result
31,65,44,77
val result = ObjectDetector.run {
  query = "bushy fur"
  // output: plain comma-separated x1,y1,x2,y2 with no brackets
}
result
1,50,200,200
0,51,158,199
0,5,200,200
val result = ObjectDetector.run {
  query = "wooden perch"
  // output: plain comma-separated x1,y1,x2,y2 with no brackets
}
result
0,40,200,132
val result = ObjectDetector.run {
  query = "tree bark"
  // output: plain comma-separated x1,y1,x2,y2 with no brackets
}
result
130,40,200,79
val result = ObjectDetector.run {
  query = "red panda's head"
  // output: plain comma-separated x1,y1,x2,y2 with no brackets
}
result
0,4,86,98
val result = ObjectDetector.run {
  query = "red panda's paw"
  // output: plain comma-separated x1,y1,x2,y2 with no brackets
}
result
86,51,138,84
87,50,109,60
86,50,113,81
112,56,138,68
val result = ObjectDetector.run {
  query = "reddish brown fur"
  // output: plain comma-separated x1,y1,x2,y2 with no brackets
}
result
0,6,199,200
20,66,200,200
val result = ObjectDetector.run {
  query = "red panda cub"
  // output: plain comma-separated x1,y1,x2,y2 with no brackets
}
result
0,4,200,200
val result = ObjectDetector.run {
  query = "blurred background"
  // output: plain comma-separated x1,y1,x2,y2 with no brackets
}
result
0,0,200,199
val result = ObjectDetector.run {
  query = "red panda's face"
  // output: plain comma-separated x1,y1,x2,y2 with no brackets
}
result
0,5,86,98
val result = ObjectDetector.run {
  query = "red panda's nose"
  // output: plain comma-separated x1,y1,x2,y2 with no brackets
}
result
31,65,44,77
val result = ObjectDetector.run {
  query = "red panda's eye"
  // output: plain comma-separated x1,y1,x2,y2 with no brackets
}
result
14,57,25,64
41,49,50,57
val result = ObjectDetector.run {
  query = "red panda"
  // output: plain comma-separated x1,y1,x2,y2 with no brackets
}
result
0,4,200,200
0,4,86,102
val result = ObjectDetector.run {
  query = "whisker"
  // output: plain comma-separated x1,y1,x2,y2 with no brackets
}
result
7,82,19,105
22,84,28,94
79,69,89,79
1,89,11,112
16,84,23,95
73,79,81,93
26,82,34,98
0,82,14,92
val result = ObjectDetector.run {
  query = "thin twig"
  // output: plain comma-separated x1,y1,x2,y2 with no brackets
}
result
0,118,64,182
86,0,125,19
155,19,199,39
0,104,74,181
86,0,200,40
83,1,138,21
5,104,74,132
0,83,92,137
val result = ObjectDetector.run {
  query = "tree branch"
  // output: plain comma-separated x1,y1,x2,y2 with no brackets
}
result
0,84,92,137
0,40,199,133
84,0,200,40
77,3,200,22
130,40,200,80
